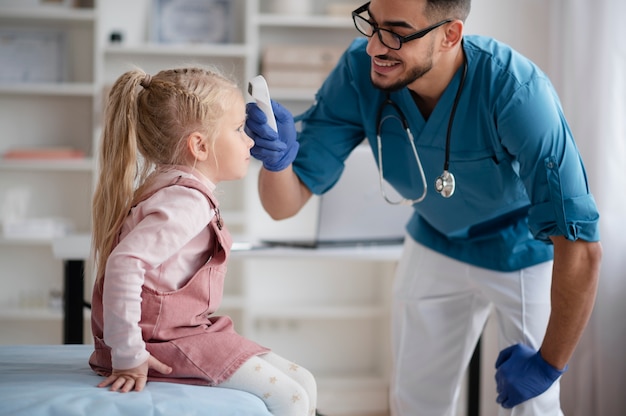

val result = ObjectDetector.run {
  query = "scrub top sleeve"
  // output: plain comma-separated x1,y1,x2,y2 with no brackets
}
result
495,76,600,242
294,39,371,195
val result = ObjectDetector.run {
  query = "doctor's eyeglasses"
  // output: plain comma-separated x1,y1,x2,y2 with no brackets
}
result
352,2,452,50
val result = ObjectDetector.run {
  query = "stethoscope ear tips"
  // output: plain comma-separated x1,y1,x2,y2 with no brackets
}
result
435,170,456,198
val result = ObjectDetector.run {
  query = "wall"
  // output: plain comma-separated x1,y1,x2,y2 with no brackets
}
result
465,0,552,78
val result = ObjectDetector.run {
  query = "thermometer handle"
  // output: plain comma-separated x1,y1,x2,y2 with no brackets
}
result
248,75,277,132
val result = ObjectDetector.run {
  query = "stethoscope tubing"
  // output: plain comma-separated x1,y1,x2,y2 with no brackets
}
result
376,106,427,205
375,56,468,204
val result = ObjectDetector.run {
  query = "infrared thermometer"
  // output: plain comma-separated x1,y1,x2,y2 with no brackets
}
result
247,75,277,132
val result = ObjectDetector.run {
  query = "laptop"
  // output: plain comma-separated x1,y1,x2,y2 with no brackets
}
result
256,144,413,248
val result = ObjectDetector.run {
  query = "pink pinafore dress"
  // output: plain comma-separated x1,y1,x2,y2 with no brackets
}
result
90,175,269,385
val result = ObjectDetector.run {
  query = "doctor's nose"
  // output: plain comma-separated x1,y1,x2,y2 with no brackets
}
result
366,34,391,57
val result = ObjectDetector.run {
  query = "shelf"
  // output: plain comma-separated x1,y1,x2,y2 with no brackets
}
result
0,307,62,321
249,304,386,320
231,244,403,261
0,6,95,23
0,83,96,97
104,43,249,58
50,234,403,262
0,158,94,172
257,14,353,29
0,237,56,246
0,307,91,321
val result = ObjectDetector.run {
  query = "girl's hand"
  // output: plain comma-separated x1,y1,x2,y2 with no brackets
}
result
97,355,172,393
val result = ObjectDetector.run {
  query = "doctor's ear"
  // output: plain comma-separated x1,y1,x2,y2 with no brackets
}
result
441,20,463,49
187,132,209,161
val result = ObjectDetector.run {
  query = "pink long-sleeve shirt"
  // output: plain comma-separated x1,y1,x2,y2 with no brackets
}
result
102,167,217,370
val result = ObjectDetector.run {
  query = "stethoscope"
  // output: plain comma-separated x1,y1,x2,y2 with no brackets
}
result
375,57,468,206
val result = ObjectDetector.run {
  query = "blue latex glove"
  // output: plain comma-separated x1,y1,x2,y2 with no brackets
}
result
494,344,567,408
245,100,299,172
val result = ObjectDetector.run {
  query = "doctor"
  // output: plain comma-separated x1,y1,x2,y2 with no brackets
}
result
245,0,602,414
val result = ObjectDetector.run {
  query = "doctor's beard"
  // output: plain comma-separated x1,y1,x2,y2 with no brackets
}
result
371,43,435,92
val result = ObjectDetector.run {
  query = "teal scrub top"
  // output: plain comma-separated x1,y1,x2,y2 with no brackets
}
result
293,36,600,271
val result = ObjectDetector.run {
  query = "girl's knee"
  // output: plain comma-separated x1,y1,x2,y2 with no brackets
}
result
291,363,316,390
268,379,311,416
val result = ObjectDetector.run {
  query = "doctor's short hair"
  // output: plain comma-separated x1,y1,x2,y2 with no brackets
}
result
424,0,471,22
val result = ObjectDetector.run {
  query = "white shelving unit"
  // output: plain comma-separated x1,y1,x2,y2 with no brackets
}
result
1,0,395,414
0,1,98,345
231,245,397,414
254,0,356,114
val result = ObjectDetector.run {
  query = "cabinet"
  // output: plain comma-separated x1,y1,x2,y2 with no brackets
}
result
2,0,395,414
228,246,398,415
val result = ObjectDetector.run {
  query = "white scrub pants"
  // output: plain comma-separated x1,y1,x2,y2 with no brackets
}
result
390,238,564,416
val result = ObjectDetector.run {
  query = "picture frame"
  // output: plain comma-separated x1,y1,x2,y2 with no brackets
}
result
151,0,233,44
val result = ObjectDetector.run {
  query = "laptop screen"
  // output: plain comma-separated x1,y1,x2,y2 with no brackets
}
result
259,144,413,248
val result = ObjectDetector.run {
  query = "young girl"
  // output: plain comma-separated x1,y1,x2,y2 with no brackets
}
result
89,66,318,416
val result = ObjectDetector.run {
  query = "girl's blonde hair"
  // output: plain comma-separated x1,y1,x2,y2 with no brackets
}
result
92,66,239,280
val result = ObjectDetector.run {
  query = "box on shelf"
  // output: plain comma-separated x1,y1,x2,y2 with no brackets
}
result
0,28,67,83
261,44,345,89
326,2,361,17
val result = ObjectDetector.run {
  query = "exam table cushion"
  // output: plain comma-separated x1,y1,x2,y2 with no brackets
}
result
0,344,271,416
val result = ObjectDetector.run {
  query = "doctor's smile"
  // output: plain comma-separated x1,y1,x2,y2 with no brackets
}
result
372,56,401,73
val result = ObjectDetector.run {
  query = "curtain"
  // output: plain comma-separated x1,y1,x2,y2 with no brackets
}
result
551,1,626,415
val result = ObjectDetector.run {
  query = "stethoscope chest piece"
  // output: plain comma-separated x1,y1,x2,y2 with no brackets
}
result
435,170,455,198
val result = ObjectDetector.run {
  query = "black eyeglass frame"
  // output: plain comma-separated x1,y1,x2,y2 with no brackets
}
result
352,1,452,50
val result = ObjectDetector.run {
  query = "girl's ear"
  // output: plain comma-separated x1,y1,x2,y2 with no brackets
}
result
187,132,209,161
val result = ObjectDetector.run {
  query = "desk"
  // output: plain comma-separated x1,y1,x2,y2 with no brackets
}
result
51,234,481,415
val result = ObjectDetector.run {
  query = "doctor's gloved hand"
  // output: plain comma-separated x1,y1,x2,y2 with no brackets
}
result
245,100,299,172
494,343,567,409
